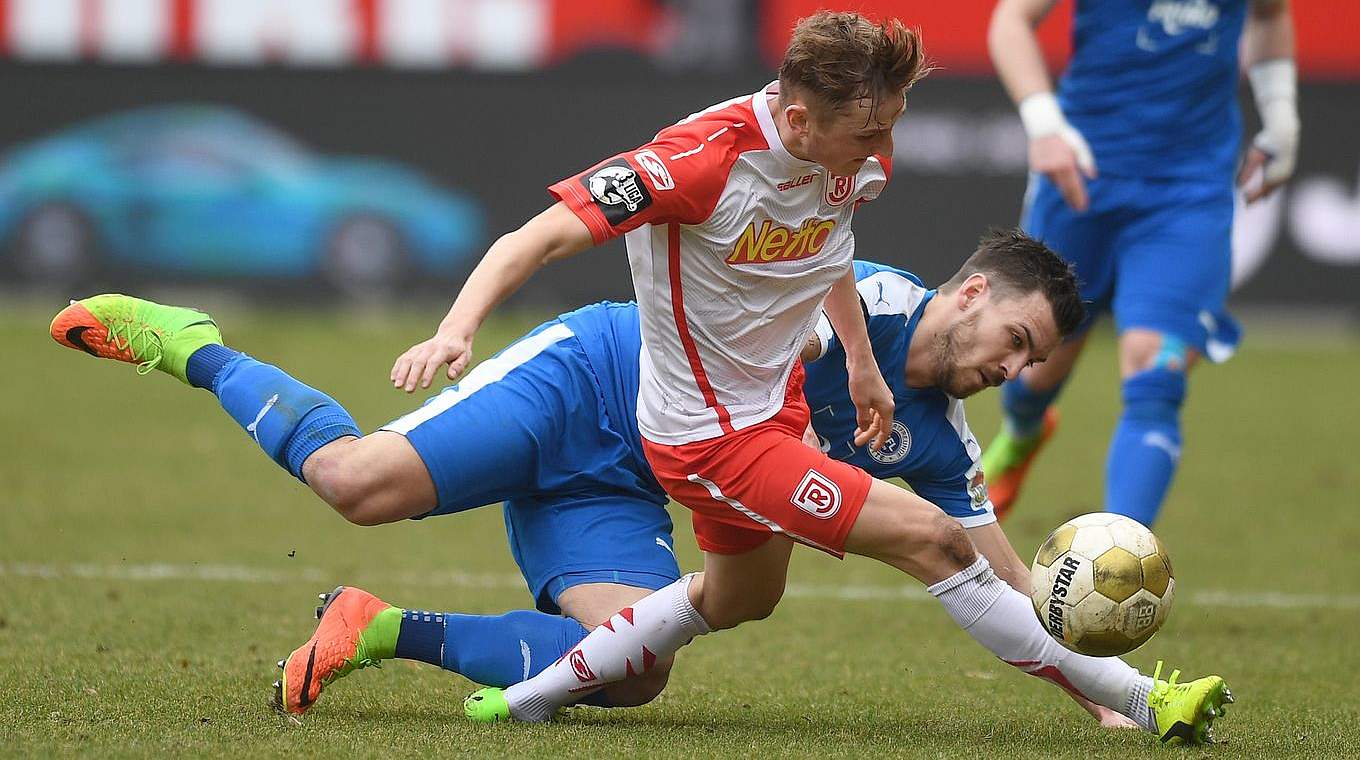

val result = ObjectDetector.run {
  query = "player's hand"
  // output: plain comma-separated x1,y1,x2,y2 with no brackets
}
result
1236,131,1297,204
801,420,822,450
1030,132,1097,213
848,364,894,452
390,329,474,393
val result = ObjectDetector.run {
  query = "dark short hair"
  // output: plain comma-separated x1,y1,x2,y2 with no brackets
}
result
779,12,930,121
942,228,1085,337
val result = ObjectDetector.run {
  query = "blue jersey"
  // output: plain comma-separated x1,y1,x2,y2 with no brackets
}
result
801,261,993,526
1058,0,1247,180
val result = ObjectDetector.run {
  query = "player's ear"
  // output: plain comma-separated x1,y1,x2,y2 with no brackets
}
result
785,102,811,136
959,273,988,310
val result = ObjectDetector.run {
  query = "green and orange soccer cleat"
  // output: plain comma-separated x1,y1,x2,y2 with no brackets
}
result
1147,661,1235,744
980,408,1059,520
50,294,222,384
272,586,400,716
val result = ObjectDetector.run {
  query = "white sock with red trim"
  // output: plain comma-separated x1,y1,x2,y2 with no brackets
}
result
928,556,1156,732
504,573,710,722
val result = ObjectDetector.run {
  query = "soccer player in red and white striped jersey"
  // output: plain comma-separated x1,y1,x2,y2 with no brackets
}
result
392,12,1229,741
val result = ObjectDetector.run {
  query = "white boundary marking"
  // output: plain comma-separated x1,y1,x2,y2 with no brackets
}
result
3,562,1358,611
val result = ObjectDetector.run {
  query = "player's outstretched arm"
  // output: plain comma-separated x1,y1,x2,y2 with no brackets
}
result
391,202,594,392
1238,0,1299,203
823,270,893,451
989,0,1096,212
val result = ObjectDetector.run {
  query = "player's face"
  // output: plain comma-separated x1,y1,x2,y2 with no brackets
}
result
932,283,1061,398
804,90,905,176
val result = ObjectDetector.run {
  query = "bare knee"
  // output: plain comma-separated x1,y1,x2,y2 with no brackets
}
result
864,509,977,583
303,445,396,526
303,434,435,525
934,515,977,569
698,586,782,631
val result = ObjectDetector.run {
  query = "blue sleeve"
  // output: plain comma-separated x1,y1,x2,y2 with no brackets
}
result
905,465,995,528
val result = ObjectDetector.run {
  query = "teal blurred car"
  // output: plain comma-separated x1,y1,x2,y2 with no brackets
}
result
0,105,484,295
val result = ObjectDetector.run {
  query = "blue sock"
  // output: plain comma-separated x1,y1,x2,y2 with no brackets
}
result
188,346,361,481
1001,375,1065,438
1105,368,1186,526
395,610,446,666
441,610,591,688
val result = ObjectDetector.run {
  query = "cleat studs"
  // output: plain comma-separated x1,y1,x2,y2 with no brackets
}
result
315,606,325,619
277,659,286,669
273,680,282,689
318,592,328,601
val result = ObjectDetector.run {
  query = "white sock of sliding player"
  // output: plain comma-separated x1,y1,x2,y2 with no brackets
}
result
504,573,710,722
928,556,1156,731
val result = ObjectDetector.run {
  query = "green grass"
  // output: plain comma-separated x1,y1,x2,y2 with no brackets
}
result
3,300,1358,758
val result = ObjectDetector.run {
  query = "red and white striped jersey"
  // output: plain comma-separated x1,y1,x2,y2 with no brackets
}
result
550,82,891,445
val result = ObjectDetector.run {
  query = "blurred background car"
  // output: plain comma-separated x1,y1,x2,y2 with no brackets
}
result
0,104,484,296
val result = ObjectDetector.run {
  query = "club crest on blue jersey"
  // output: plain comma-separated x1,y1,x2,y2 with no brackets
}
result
867,420,911,465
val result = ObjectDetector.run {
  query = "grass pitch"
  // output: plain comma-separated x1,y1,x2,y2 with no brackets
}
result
3,299,1358,758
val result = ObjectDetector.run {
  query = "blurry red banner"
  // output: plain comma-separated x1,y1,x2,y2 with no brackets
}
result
759,1,1359,80
0,0,1351,79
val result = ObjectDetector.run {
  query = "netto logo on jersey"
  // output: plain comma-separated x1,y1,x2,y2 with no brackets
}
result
867,420,911,465
726,218,835,265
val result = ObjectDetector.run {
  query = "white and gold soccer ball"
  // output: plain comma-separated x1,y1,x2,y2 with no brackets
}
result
1030,512,1175,657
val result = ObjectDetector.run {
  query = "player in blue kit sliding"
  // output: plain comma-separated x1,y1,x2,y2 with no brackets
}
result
984,0,1299,524
52,231,1232,742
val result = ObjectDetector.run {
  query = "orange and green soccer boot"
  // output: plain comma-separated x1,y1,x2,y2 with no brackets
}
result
1147,661,1234,744
50,294,221,384
272,586,400,716
981,408,1059,520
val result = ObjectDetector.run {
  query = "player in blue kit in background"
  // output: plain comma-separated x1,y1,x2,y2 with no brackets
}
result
983,0,1300,525
56,231,1233,737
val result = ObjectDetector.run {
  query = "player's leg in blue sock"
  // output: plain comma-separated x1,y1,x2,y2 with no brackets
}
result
393,608,593,689
1105,335,1189,526
185,344,360,481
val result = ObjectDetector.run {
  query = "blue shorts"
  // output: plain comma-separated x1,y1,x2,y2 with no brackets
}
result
1023,173,1241,361
381,319,679,614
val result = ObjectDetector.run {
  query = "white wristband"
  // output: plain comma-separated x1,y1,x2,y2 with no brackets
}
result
1017,91,1097,176
1017,91,1067,140
1247,58,1300,183
1248,58,1297,110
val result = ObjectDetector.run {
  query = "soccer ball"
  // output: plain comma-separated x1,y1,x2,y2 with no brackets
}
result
1030,512,1175,657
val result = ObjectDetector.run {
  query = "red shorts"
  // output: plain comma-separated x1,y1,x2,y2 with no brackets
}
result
642,365,873,557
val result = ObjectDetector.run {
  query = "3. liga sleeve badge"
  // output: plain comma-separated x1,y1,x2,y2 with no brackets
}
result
583,160,653,225
1030,512,1175,656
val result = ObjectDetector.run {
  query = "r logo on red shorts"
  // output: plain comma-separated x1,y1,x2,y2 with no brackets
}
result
791,468,842,518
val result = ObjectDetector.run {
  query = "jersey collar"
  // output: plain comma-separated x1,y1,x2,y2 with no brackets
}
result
753,81,819,169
